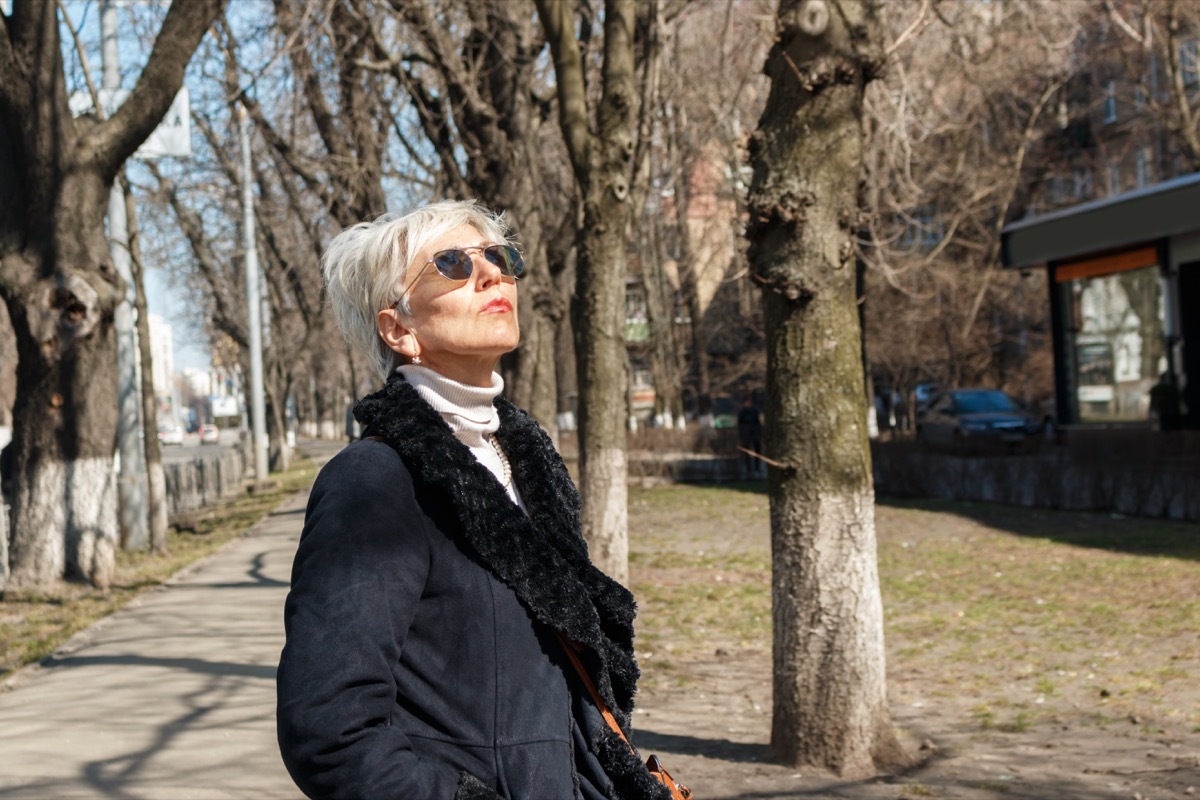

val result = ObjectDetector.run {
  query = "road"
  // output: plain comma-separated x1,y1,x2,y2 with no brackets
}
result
158,431,241,462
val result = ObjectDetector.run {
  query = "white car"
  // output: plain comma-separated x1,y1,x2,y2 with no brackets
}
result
200,424,220,445
157,424,185,446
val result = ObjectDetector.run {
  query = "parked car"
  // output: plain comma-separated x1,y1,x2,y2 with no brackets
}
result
157,423,185,446
710,396,738,430
913,382,942,411
200,424,220,445
916,388,1040,451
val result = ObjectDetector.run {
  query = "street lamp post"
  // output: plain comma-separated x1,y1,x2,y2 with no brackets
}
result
102,0,149,550
238,107,269,482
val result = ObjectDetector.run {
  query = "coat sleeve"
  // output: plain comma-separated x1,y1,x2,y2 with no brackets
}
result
276,442,499,800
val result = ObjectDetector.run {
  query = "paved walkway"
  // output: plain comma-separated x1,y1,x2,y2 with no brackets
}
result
0,439,346,800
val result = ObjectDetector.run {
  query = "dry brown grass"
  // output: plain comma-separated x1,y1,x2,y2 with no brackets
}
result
629,483,1200,734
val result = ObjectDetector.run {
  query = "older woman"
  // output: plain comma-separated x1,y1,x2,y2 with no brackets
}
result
276,201,674,800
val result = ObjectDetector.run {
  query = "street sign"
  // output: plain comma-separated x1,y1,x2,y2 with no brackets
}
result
211,395,240,418
68,87,192,159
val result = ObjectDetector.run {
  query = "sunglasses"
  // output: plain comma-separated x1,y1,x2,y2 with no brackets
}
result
424,244,524,281
395,244,524,308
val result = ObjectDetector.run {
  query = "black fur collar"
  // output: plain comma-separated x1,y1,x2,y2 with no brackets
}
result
354,373,641,718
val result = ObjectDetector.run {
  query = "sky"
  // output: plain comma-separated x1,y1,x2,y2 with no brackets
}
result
145,267,210,372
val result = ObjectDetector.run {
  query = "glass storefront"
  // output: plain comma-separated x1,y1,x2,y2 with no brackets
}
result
1065,263,1168,423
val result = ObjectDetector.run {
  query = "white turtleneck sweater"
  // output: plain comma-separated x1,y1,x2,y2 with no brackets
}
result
397,365,524,508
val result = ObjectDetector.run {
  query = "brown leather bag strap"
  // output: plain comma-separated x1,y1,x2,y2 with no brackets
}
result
556,634,634,751
557,636,694,800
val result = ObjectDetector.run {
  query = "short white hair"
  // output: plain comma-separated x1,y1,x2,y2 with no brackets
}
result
322,199,516,385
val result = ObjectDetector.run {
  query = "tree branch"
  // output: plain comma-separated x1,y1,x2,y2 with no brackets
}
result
81,0,226,177
960,77,1062,339
534,0,591,187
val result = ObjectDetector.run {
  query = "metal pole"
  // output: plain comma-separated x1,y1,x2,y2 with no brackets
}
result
239,107,269,481
103,0,149,549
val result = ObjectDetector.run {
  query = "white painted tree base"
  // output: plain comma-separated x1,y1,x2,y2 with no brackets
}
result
8,457,117,589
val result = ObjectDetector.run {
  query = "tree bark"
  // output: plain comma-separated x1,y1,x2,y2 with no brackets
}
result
537,0,638,585
0,0,225,590
747,0,904,777
124,179,169,554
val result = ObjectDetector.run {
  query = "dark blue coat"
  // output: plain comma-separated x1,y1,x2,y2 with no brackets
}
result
277,376,670,800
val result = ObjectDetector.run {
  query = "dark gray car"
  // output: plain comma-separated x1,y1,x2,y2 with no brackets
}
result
916,389,1039,451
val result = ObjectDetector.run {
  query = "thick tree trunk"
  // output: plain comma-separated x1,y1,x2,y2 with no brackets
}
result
0,0,227,590
538,0,638,584
747,0,904,778
6,248,121,590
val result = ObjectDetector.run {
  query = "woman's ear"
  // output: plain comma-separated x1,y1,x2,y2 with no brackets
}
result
377,308,419,359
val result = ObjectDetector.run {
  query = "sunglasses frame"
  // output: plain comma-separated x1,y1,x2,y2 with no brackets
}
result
395,244,524,309
425,244,524,281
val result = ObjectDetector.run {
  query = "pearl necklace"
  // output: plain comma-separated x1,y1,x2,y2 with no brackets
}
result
489,436,513,490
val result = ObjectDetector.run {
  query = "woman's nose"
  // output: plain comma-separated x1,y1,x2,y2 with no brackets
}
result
472,250,503,288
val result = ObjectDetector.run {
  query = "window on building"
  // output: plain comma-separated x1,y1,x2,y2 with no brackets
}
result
1133,83,1147,108
1106,163,1122,195
1181,38,1199,85
1071,167,1093,199
624,284,650,342
1057,250,1166,424
673,290,690,325
1135,147,1153,187
1103,80,1117,123
899,206,944,248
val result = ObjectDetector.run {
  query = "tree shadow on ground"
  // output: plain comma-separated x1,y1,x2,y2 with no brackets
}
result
688,480,1200,562
875,494,1200,562
635,728,769,763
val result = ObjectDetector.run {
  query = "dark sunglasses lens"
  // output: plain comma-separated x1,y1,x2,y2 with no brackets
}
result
432,250,473,280
484,245,524,277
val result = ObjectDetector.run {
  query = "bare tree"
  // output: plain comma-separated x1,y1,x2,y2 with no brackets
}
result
859,1,1084,407
125,179,169,554
0,0,225,591
626,2,775,419
747,0,905,776
536,0,639,583
1098,0,1200,170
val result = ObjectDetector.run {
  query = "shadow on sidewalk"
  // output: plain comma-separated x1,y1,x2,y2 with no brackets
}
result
40,653,275,680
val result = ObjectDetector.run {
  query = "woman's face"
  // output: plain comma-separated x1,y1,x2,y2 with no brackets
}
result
378,224,520,386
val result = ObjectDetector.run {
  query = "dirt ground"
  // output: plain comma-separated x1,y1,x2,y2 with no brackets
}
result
626,483,1200,800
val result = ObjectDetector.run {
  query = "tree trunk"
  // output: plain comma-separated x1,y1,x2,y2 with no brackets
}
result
125,179,169,554
670,154,710,410
537,0,638,585
641,218,684,425
0,0,227,590
265,362,292,473
7,252,120,590
747,0,904,777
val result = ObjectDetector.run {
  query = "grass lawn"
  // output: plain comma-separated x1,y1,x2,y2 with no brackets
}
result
628,482,1200,733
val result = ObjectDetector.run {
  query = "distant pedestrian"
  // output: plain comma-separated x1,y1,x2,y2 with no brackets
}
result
737,395,763,476
1148,372,1181,431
